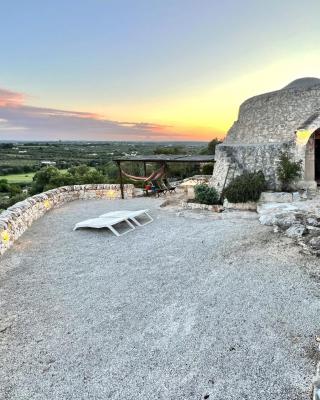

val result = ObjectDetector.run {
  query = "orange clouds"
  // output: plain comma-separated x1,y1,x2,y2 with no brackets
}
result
0,88,25,107
0,86,221,141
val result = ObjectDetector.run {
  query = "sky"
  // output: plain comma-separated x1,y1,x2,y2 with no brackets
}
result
1,0,320,142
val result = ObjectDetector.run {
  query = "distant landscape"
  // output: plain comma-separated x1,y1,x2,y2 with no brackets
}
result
0,140,217,210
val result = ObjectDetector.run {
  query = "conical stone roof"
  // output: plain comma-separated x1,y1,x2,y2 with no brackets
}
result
224,77,320,144
283,77,320,90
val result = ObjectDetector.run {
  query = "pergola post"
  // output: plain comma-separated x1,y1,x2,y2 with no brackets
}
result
117,161,124,199
163,161,168,177
143,161,147,177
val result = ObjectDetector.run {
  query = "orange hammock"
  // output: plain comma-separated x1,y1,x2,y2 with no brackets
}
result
121,164,165,182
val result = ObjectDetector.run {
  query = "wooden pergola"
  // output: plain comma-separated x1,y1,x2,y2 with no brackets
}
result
113,154,215,199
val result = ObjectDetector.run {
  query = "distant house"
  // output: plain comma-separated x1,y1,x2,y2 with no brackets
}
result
40,161,56,166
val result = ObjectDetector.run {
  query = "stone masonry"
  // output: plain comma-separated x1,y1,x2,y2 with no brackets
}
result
211,77,320,191
0,184,134,255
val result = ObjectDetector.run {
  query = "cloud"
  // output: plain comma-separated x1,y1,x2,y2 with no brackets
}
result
118,122,172,131
0,116,26,131
0,87,192,141
0,88,25,107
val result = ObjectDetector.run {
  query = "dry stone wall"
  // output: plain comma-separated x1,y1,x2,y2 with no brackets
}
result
211,141,295,191
0,184,134,255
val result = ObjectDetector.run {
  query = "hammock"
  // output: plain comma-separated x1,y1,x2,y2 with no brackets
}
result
121,164,165,182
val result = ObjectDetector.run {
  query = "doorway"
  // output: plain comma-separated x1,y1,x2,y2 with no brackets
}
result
315,129,320,184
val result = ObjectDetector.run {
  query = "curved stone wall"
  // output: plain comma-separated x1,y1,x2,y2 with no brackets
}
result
0,184,134,255
225,85,320,144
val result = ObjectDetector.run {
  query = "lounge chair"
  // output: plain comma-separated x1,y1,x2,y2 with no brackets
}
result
163,178,176,193
151,180,165,197
158,179,169,194
73,216,135,236
99,209,153,226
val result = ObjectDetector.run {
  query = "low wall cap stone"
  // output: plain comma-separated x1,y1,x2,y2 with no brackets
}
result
259,192,293,203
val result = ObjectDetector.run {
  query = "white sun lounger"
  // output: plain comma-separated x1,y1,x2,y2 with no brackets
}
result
99,209,153,226
73,216,135,236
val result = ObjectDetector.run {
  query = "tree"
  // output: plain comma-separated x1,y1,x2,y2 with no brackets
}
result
30,165,107,194
0,179,9,192
9,184,22,196
103,162,119,182
153,146,184,155
0,143,13,149
200,138,222,155
30,166,62,194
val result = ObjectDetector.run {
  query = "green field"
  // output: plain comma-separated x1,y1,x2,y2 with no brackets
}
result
0,169,69,184
0,172,36,183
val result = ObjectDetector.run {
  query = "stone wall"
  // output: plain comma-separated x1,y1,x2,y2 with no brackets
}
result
0,184,134,255
211,79,320,191
226,86,320,144
211,141,295,191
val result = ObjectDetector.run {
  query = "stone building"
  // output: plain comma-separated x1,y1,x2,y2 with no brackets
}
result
211,77,320,191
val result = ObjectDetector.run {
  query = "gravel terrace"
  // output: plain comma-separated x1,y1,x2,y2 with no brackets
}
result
0,197,319,400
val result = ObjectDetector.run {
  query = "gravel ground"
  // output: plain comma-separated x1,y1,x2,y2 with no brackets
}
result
0,197,320,400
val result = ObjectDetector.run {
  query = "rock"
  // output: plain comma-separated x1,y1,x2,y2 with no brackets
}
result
223,199,257,211
273,213,297,230
259,214,275,226
259,192,293,203
257,202,298,215
309,236,320,250
257,192,320,254
292,191,302,202
306,217,320,227
285,224,307,238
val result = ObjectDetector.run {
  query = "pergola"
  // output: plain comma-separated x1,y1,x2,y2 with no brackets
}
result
113,154,215,199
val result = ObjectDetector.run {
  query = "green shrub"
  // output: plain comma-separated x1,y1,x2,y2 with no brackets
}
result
223,171,266,203
0,179,10,192
194,183,219,205
276,152,302,191
9,184,22,196
0,193,27,211
30,165,107,194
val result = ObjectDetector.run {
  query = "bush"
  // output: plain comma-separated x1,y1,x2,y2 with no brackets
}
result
194,184,219,205
223,171,266,203
9,184,22,196
202,163,214,175
0,193,27,211
276,152,302,191
0,179,10,192
30,166,62,194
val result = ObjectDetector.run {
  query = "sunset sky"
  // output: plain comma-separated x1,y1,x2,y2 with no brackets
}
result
1,0,320,141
